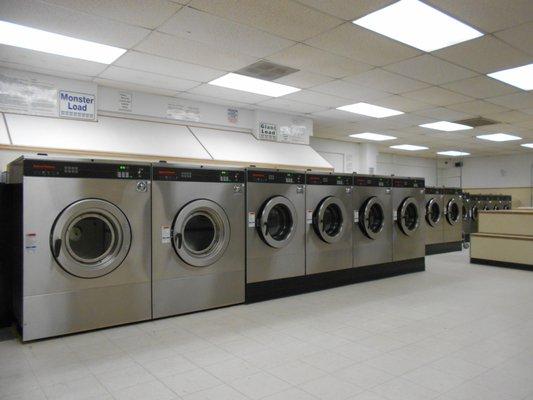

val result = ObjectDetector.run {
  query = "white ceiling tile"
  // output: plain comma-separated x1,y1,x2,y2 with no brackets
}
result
414,107,473,121
306,23,421,66
433,36,531,74
114,51,224,82
310,80,391,101
495,21,533,56
384,55,478,85
485,111,532,123
99,66,200,92
187,83,270,104
135,32,257,71
189,0,342,41
344,68,429,94
274,71,334,89
403,87,473,106
267,44,372,79
42,0,182,29
425,0,533,32
440,75,519,99
486,93,533,110
446,100,510,115
283,89,348,108
158,7,295,58
94,78,181,97
256,98,328,114
295,0,396,20
0,45,107,77
373,95,433,112
0,0,150,48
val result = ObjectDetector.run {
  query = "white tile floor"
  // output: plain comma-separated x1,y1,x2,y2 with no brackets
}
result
1,250,533,400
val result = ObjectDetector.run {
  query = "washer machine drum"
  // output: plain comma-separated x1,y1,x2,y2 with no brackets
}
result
312,196,346,244
446,198,461,225
359,196,385,240
257,195,297,248
425,198,442,227
172,199,230,267
397,197,420,236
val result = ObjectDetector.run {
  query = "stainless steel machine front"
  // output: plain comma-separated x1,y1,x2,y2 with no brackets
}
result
353,174,393,267
151,164,245,319
462,193,473,239
305,172,353,275
502,195,512,210
8,157,151,341
443,188,463,243
392,177,425,262
246,169,305,283
424,187,444,245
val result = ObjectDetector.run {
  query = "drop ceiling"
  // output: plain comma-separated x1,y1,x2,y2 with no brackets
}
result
0,0,532,158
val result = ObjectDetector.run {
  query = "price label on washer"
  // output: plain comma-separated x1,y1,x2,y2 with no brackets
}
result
248,212,256,228
353,210,359,223
306,209,313,224
393,210,398,221
161,226,171,244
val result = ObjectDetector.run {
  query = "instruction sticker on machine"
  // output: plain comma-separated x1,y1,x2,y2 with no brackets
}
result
25,233,37,252
161,226,171,244
306,209,313,224
248,212,256,228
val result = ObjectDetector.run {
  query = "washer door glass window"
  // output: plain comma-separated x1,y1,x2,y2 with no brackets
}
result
258,196,297,248
462,204,468,221
359,196,385,240
471,205,479,221
425,198,441,227
446,198,460,225
398,197,420,236
172,199,230,267
50,199,131,278
313,196,346,243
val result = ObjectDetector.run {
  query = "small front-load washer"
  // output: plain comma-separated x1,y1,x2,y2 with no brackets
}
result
151,163,245,318
305,172,353,275
8,157,151,341
443,188,463,245
424,187,444,247
246,168,305,285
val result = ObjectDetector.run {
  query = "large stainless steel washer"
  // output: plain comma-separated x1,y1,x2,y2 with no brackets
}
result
502,195,512,210
8,157,151,341
246,169,305,283
353,174,393,267
424,187,444,245
151,164,245,318
392,177,425,262
462,193,473,239
443,188,463,243
305,172,353,275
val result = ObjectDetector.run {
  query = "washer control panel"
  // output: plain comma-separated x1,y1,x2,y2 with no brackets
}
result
153,167,244,183
355,175,392,188
392,177,425,188
23,159,150,179
306,174,352,186
247,170,304,184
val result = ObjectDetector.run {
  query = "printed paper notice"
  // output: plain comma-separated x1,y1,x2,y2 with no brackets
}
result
248,212,256,228
118,92,132,112
161,226,171,244
0,73,57,117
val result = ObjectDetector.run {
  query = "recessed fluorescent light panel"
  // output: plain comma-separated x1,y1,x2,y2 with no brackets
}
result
520,143,533,149
476,133,522,142
437,151,470,156
353,0,483,51
390,144,428,151
487,63,533,90
0,20,126,64
349,132,397,141
208,73,300,97
419,121,473,131
337,102,403,118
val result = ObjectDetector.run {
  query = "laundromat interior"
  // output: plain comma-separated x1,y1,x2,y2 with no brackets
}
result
0,1,533,399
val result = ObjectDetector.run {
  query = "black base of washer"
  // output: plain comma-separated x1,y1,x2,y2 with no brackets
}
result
471,258,533,272
425,241,462,255
245,258,425,303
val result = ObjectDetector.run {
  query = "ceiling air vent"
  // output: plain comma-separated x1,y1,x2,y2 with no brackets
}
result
455,117,498,128
235,61,299,81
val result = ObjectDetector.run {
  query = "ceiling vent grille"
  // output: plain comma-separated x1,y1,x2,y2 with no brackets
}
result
455,117,499,127
235,61,299,81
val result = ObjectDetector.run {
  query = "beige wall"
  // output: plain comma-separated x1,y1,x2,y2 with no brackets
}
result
465,187,532,208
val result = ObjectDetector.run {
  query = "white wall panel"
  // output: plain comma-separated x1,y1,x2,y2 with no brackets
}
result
377,153,437,186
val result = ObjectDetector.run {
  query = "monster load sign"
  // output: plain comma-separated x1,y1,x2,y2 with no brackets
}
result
58,90,96,120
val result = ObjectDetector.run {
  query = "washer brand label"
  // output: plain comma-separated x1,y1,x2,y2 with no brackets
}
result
25,233,37,252
248,212,256,228
306,209,313,224
161,226,171,244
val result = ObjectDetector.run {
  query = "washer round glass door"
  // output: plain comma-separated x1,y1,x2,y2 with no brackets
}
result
50,199,131,278
462,204,468,221
398,197,420,236
313,196,346,243
493,204,500,210
446,198,460,225
172,199,230,267
425,198,441,227
471,205,479,221
258,196,297,248
359,196,385,240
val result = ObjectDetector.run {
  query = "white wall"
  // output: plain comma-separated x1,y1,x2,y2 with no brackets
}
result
377,153,437,186
309,137,358,173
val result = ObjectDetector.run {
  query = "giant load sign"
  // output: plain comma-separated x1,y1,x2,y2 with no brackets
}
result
58,90,96,120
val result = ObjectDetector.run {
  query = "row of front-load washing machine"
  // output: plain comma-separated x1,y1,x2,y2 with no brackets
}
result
6,157,425,341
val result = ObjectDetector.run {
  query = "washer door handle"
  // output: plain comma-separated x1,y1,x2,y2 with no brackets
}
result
175,232,183,249
53,238,62,258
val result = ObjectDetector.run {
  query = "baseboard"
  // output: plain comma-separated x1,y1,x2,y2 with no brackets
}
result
425,241,463,255
246,258,426,303
470,258,533,272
